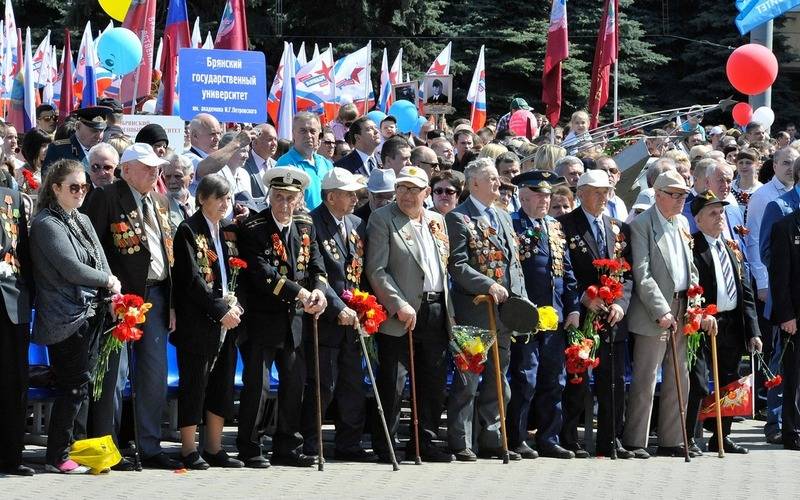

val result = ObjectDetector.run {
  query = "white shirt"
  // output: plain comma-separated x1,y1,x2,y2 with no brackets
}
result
703,234,737,312
250,150,273,195
746,176,791,289
128,185,168,281
355,148,377,174
410,216,444,293
219,165,251,196
655,207,689,292
205,215,229,296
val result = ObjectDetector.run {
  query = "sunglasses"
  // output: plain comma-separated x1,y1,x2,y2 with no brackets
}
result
40,115,58,122
91,163,116,173
433,187,457,196
420,161,441,170
61,182,90,194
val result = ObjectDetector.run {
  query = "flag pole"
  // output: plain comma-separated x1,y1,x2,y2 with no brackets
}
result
613,61,618,124
363,41,371,115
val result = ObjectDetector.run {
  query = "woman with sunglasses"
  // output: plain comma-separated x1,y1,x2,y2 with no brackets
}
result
30,159,121,474
430,170,464,215
16,128,52,195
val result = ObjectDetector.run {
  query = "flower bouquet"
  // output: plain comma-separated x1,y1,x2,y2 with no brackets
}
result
684,284,717,367
342,288,389,361
450,325,494,375
91,294,151,400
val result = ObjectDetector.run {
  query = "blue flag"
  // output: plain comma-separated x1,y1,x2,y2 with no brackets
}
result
735,0,800,35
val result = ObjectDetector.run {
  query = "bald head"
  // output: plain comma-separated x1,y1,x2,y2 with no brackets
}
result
252,123,278,160
410,146,439,177
189,113,222,153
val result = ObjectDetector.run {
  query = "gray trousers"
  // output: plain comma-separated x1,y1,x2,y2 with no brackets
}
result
623,297,689,449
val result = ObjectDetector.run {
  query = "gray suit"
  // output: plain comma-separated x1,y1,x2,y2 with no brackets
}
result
243,153,274,198
623,206,699,449
445,197,526,451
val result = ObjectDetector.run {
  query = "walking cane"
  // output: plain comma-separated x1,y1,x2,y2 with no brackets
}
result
474,295,510,464
356,323,399,471
709,329,725,458
406,326,422,465
668,324,691,463
609,332,617,460
126,342,143,471
312,314,324,471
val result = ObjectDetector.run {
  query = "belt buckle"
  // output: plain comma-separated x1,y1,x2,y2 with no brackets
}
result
424,292,437,302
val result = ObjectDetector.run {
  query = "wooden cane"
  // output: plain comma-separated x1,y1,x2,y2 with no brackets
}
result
312,315,324,470
709,330,725,458
474,295,510,464
406,327,422,465
668,324,692,463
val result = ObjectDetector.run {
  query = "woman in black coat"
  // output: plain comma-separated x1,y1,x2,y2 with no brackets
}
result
171,174,244,469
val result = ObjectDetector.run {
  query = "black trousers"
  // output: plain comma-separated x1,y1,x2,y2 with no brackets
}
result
236,339,306,459
0,305,29,468
372,300,448,456
782,330,800,444
176,333,238,428
46,314,102,465
88,311,121,441
300,329,366,454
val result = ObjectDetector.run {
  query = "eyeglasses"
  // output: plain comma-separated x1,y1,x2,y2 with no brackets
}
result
396,184,425,196
91,163,116,173
433,187,457,196
40,115,58,122
659,190,688,200
420,161,441,171
61,182,90,194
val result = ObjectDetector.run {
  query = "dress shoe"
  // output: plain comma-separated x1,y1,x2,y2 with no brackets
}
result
563,443,590,459
180,451,210,470
142,452,183,470
621,444,650,459
238,455,270,468
707,437,748,454
784,439,800,451
595,446,634,459
270,452,315,467
766,433,784,445
111,457,136,471
477,448,521,461
538,445,575,459
333,448,377,462
202,449,244,468
0,464,34,476
688,440,704,456
656,446,700,458
512,443,538,459
453,448,478,462
420,447,454,463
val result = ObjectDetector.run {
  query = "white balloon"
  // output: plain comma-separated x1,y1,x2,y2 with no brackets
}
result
752,106,775,128
141,99,157,114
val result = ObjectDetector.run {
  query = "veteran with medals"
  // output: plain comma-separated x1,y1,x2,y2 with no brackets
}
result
236,167,328,468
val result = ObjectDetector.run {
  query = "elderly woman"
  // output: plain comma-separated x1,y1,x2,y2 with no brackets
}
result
430,169,464,215
30,159,121,473
171,174,244,470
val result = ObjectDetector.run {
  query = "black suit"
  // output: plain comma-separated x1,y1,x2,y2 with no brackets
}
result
558,209,633,454
236,210,328,458
334,150,374,177
354,202,372,225
686,232,759,439
0,188,31,469
300,205,367,454
427,93,448,104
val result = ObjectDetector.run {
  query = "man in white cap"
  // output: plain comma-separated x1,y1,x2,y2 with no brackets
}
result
82,143,178,470
299,167,373,461
558,170,634,459
366,166,455,463
236,166,329,468
354,168,396,224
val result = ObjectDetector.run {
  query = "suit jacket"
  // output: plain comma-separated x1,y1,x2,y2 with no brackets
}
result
42,134,87,177
446,198,526,331
760,188,800,268
335,150,373,177
366,203,453,337
310,204,366,346
170,211,240,355
692,232,759,347
427,94,448,104
81,179,174,324
167,196,191,238
768,210,800,325
238,210,328,348
0,187,31,325
627,206,699,337
243,153,275,198
354,202,372,225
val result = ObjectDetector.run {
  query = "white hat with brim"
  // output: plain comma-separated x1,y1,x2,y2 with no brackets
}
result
322,167,364,191
264,166,311,192
120,143,169,167
576,169,612,189
396,166,429,188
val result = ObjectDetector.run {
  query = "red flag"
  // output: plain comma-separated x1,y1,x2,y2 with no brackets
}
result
542,0,569,126
215,0,249,51
587,0,619,128
58,29,74,124
120,0,157,109
698,375,753,420
159,35,175,115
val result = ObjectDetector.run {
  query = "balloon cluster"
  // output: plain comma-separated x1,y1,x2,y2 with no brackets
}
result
387,100,429,135
726,44,778,129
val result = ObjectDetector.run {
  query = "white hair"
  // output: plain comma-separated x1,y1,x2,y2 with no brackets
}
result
87,142,119,165
464,157,495,184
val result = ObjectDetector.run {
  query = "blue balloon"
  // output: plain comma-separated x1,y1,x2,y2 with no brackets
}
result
389,100,418,134
366,110,387,125
413,116,428,135
97,28,143,76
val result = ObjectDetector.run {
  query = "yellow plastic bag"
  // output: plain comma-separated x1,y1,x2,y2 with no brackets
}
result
69,435,122,474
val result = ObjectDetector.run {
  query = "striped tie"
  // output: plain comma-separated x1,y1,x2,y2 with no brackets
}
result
716,240,736,302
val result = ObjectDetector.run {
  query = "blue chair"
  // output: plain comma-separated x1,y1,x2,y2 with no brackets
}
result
234,351,244,389
166,342,180,396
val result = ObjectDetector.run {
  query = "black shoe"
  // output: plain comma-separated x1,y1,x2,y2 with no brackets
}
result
563,443,590,459
595,446,634,459
767,433,784,445
0,464,34,476
453,448,478,462
111,457,136,471
539,444,575,459
512,443,538,459
333,448,377,462
688,440,704,456
621,444,650,459
656,446,700,458
238,455,270,468
477,448,521,461
202,449,244,468
420,447,454,463
732,416,746,423
142,452,183,470
707,437,748,454
784,439,800,451
180,451,210,470
270,452,315,467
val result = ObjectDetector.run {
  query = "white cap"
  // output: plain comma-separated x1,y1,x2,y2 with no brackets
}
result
631,190,653,211
396,166,429,188
321,167,364,191
120,143,169,167
708,126,724,136
576,169,612,189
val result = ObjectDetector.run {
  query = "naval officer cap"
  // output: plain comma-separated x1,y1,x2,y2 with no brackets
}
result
511,170,558,193
264,167,311,192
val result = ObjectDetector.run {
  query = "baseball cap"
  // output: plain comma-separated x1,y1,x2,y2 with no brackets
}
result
576,170,612,189
120,143,169,167
510,97,532,111
396,166,429,188
708,126,724,137
322,167,363,191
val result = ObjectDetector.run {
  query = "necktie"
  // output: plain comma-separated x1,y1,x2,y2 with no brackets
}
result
717,240,737,302
281,225,290,244
338,221,346,241
607,198,617,219
485,207,499,231
141,196,158,239
594,219,608,258
367,156,376,174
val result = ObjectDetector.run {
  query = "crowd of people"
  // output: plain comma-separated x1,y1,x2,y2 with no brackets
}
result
0,96,799,476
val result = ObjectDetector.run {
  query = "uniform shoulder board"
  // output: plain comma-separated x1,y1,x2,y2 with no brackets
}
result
243,212,268,229
52,138,71,146
292,214,313,225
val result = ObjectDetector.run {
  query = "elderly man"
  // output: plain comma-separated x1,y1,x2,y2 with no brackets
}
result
83,143,177,469
335,116,381,176
380,135,413,175
622,170,709,459
237,167,328,468
411,146,441,179
430,137,455,169
275,112,334,210
87,143,119,190
366,166,455,463
242,124,277,197
184,113,224,171
627,157,678,222
43,107,112,175
594,156,628,221
354,168,395,223
704,161,747,270
1,123,23,170
162,153,196,233
555,156,584,190
446,157,527,461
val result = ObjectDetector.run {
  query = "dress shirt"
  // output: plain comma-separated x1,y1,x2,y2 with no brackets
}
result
745,176,791,290
703,234,737,312
250,150,273,195
219,165,252,196
355,148,377,175
205,215,229,296
655,207,688,292
469,195,491,225
605,194,628,221
410,217,444,293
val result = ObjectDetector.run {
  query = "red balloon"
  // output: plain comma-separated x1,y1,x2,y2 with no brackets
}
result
731,102,753,127
726,44,779,96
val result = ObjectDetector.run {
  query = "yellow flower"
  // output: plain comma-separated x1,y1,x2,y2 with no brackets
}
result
537,306,559,331
463,338,484,356
354,289,369,301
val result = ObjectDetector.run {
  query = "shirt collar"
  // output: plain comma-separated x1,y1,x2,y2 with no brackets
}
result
326,205,345,226
355,148,373,166
127,183,150,206
203,214,220,240
469,195,489,214
655,206,674,229
771,175,790,192
251,149,270,170
703,232,723,248
581,207,604,227
271,212,289,232
191,146,210,159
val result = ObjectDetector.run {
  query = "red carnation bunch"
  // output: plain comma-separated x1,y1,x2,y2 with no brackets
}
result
21,169,39,191
341,288,388,335
228,256,248,293
684,284,718,367
565,338,600,384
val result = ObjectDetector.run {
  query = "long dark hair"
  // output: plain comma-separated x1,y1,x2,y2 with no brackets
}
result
21,128,53,171
36,159,85,213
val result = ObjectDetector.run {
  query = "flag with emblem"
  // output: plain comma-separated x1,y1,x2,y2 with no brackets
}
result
295,46,335,117
542,0,569,126
698,375,753,420
215,0,248,50
467,45,486,132
333,42,374,114
426,42,451,76
268,41,290,126
587,0,618,128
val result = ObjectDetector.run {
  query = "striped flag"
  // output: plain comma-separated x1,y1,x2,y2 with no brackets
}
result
276,42,296,140
7,28,35,132
467,45,486,131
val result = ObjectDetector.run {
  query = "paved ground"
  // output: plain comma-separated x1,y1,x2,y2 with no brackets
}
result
3,419,799,499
